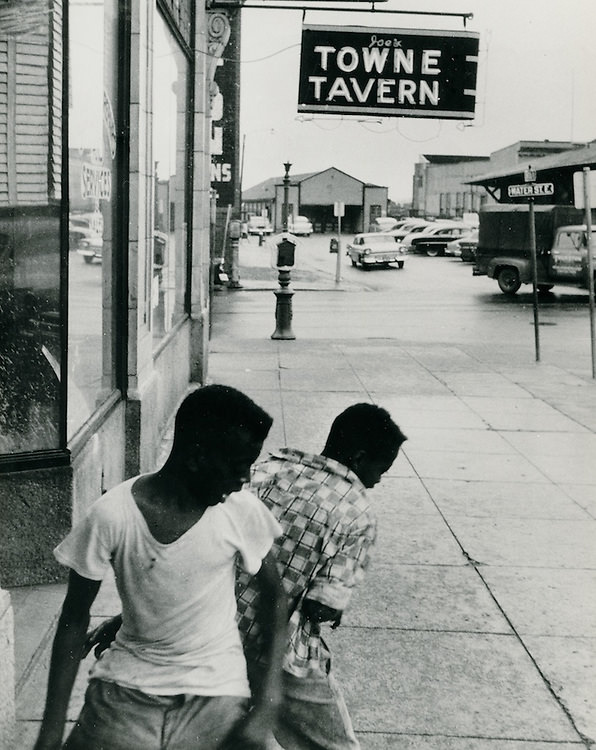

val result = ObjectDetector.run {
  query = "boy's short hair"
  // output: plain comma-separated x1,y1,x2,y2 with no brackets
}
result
172,385,273,452
325,403,406,461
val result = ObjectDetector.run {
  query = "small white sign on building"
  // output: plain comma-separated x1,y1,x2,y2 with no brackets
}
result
573,169,596,209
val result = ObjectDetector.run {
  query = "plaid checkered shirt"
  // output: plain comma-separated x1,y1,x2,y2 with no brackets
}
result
236,448,376,677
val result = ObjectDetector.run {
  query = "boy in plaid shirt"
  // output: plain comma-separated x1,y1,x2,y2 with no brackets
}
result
237,403,406,750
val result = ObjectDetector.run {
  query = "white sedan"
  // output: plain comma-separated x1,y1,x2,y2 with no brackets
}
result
288,216,313,236
346,232,407,270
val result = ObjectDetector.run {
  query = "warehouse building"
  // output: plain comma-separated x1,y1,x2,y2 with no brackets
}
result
243,166,389,234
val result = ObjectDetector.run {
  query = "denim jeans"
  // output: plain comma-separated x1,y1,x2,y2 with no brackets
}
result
62,678,249,750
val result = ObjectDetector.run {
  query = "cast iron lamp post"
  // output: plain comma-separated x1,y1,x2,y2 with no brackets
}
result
271,162,296,340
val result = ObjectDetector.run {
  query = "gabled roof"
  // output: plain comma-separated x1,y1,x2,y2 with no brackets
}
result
467,141,596,186
243,166,386,200
243,172,318,201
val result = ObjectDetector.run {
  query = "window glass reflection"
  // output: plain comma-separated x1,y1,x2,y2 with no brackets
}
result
67,0,118,437
0,12,63,454
152,11,188,343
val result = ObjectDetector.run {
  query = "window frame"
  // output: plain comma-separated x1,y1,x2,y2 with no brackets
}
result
155,0,195,332
0,0,131,472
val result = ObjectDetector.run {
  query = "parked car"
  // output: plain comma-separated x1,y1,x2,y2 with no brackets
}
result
382,219,431,241
247,216,273,235
368,216,399,232
288,215,313,236
347,232,407,270
445,229,478,260
459,229,479,262
69,214,101,247
403,222,473,257
77,235,103,264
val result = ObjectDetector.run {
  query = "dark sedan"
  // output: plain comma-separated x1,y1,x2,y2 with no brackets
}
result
405,223,473,257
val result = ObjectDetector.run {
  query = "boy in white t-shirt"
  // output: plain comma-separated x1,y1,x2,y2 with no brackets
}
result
34,385,288,750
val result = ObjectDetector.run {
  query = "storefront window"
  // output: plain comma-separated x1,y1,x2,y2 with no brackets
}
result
152,10,189,344
0,8,64,454
67,0,119,437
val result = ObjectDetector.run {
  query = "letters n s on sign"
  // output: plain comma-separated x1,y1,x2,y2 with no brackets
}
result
297,25,480,119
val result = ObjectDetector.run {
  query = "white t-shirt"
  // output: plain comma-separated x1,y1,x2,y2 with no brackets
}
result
54,477,282,697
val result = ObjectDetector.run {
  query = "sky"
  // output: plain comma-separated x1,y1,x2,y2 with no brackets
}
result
239,0,596,202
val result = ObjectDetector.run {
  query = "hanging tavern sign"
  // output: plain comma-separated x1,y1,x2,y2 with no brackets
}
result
297,24,480,119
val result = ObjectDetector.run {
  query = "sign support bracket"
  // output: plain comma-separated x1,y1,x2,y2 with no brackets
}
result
208,0,473,26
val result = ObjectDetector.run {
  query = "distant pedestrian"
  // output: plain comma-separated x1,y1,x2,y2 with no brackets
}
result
237,403,406,750
34,384,288,750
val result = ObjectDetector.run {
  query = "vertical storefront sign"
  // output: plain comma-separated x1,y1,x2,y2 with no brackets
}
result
298,24,479,119
210,15,238,206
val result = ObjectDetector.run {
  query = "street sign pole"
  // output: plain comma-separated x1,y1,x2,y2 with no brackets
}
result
582,167,596,378
335,212,342,284
522,166,541,362
333,201,344,284
528,197,541,362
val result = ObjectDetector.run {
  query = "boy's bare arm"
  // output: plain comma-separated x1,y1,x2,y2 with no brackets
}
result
236,550,288,746
34,570,101,750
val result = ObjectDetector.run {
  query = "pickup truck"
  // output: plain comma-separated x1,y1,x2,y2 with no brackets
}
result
473,204,596,294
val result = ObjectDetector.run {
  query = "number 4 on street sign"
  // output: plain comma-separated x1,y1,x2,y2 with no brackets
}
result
334,201,345,217
507,182,554,199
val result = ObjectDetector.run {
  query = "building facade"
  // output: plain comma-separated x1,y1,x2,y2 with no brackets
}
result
0,0,223,589
412,155,490,219
243,166,389,234
411,141,587,220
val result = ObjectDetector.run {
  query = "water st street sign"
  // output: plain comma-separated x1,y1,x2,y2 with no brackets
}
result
507,183,555,199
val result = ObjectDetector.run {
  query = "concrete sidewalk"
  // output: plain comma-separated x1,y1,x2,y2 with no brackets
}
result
206,290,596,749
12,277,596,748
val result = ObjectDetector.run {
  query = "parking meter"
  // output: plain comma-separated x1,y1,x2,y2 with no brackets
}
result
275,237,296,269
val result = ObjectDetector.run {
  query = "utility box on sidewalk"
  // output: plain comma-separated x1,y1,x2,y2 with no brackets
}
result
0,589,15,748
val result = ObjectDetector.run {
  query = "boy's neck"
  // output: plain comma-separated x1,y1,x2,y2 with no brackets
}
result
141,466,212,512
132,472,212,544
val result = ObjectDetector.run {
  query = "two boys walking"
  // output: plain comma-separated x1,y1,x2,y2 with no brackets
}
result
34,385,405,750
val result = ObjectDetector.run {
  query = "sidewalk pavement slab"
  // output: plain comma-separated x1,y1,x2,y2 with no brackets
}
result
12,281,596,749
334,629,580,741
422,479,591,520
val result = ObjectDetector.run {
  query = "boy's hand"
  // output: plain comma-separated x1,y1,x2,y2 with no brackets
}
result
82,614,122,659
302,598,342,628
228,708,276,750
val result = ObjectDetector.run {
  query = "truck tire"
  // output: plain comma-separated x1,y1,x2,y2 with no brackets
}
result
425,246,440,257
497,267,521,295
